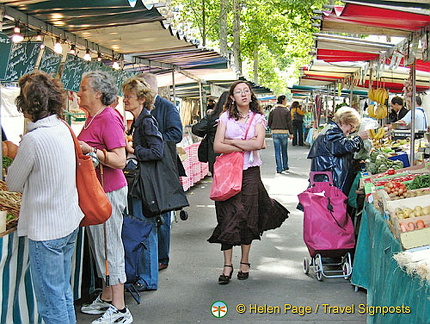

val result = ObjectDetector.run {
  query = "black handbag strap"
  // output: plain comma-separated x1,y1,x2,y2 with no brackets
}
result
326,197,346,231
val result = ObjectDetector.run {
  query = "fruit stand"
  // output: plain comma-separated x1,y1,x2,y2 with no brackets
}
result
351,147,430,323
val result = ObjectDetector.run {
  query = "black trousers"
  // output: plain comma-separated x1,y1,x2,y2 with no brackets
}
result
292,120,304,146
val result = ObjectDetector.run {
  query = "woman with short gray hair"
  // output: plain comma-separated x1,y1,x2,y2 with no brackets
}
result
77,71,133,324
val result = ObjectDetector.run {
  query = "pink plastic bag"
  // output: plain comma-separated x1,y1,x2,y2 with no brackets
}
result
210,151,244,201
298,172,355,257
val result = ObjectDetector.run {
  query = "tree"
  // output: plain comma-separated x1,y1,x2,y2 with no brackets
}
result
170,0,328,94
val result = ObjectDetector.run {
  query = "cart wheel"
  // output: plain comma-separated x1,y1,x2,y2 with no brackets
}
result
303,258,309,274
315,254,323,281
179,210,188,221
316,269,323,281
342,262,351,280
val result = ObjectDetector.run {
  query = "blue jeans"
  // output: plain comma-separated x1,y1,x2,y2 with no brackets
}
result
29,228,79,324
157,212,171,266
272,133,289,172
131,198,159,290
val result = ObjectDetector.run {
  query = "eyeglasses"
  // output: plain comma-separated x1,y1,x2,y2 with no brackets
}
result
233,89,251,95
123,95,137,100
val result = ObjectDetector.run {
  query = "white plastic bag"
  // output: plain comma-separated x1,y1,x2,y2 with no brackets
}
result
359,117,379,131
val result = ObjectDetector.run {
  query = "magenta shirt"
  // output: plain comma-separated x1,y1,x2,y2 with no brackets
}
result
219,111,267,170
78,107,127,193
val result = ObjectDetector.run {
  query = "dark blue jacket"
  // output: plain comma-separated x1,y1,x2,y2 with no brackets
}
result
307,121,363,195
151,95,186,176
151,96,183,143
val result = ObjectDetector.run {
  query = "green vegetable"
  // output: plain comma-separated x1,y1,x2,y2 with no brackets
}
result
407,174,430,190
378,164,388,173
2,156,13,168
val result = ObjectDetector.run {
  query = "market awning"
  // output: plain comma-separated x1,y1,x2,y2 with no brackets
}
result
0,0,232,84
299,59,430,93
320,1,430,37
315,34,394,63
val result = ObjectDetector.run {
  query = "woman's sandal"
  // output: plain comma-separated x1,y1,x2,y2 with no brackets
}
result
237,262,250,280
218,264,233,285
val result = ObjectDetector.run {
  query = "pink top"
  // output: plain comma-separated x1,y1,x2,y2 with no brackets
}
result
78,107,127,192
219,111,267,170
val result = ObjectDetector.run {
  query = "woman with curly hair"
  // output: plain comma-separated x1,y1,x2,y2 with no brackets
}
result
7,71,84,324
208,81,289,284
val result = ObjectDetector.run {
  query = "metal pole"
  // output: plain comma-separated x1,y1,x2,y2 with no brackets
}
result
409,60,417,164
199,82,204,119
171,69,176,105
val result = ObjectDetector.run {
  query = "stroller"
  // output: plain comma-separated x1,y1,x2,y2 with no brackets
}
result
298,172,355,281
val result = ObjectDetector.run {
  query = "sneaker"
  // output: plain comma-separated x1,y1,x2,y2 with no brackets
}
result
92,305,133,324
81,294,111,315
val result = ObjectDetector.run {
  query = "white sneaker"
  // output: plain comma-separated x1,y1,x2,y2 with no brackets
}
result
81,294,111,315
91,305,133,324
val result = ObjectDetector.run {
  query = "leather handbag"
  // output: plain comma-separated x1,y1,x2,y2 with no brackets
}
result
209,113,256,201
63,121,112,226
197,135,209,163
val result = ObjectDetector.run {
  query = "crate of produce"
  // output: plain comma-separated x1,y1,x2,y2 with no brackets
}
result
385,196,430,249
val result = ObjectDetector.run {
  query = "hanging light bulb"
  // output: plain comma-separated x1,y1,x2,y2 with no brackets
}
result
69,44,76,55
54,38,63,54
112,60,120,70
83,48,91,61
36,31,42,41
12,21,24,43
97,52,102,62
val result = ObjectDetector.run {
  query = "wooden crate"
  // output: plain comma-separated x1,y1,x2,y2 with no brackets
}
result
391,215,430,250
385,196,430,249
378,188,430,212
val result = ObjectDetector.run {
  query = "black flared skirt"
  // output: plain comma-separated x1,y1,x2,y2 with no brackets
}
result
208,166,289,247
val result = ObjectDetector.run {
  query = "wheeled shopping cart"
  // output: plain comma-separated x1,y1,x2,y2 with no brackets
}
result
298,172,356,281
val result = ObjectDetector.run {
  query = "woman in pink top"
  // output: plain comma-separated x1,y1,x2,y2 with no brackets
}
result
77,71,133,324
208,81,290,284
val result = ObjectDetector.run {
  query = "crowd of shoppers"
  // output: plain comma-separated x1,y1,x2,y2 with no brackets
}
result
9,66,424,324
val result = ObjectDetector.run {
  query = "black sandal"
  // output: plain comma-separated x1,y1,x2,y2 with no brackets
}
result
218,264,233,285
237,262,250,280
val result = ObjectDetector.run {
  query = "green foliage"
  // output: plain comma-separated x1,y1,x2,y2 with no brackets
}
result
170,0,327,93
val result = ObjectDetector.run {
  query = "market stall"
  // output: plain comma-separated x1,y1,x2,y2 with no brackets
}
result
351,153,430,323
352,203,430,323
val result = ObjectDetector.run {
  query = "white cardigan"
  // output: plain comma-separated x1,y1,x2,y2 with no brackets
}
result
6,115,83,241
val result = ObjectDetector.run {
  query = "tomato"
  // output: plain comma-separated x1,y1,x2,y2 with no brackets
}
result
416,220,426,229
387,169,396,175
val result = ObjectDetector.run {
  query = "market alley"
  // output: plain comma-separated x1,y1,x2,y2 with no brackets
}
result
76,138,368,324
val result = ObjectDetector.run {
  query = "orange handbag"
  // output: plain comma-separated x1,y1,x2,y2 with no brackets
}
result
63,121,112,226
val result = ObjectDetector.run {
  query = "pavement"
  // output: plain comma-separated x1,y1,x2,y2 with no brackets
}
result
76,138,367,324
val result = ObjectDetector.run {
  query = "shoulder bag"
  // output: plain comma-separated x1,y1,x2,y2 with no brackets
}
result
127,114,189,217
209,113,256,201
63,121,112,226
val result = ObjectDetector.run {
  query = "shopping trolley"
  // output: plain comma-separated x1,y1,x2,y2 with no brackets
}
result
298,171,355,281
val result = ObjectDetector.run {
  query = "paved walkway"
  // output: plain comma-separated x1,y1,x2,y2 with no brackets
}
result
76,138,367,323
